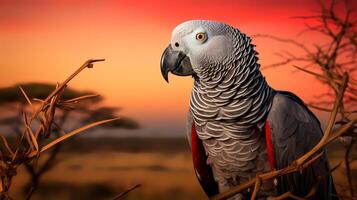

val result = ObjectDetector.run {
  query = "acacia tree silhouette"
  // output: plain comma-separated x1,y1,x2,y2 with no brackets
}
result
0,83,139,199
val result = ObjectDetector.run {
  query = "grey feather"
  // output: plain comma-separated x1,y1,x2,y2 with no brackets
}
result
267,91,337,199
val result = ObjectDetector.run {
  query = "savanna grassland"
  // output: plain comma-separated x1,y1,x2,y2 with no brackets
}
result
7,137,357,200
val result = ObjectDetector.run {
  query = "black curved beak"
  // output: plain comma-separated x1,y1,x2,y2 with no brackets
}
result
160,45,194,83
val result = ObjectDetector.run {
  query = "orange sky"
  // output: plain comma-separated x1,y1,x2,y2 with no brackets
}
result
1,0,353,136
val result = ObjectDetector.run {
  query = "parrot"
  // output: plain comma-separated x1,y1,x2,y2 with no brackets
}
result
160,20,338,200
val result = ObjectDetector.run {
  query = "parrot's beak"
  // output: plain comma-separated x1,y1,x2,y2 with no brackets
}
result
160,45,194,83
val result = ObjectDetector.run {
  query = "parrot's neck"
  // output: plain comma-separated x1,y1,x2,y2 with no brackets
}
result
190,34,274,134
191,69,273,128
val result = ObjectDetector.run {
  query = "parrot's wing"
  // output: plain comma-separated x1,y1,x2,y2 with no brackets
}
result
267,91,337,199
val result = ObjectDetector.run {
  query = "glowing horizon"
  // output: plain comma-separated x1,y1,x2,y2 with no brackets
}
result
0,0,346,135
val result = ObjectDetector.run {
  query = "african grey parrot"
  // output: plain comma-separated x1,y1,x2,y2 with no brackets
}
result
160,20,338,200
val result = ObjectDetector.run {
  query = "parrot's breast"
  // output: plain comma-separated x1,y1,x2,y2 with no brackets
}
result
195,121,270,179
188,31,276,192
190,79,274,186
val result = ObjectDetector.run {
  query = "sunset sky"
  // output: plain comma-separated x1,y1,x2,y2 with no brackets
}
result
1,0,354,137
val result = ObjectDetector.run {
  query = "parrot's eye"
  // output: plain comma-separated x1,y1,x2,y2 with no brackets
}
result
195,32,207,42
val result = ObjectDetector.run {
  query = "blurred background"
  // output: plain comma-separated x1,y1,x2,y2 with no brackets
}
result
0,0,356,199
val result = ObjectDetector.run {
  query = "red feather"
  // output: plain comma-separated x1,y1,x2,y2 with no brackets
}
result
265,121,276,170
191,123,218,196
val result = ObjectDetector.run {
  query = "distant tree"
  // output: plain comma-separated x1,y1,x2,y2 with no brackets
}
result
0,82,139,198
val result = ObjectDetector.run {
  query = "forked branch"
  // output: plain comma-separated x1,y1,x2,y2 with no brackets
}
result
0,59,121,200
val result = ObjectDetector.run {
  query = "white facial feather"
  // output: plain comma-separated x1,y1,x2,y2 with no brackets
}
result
171,20,235,74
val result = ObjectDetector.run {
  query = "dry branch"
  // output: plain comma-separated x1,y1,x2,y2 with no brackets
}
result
0,59,121,200
252,1,357,198
111,184,141,200
211,74,350,200
28,118,120,158
307,104,357,114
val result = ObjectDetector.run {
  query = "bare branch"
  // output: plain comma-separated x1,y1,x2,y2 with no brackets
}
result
28,117,120,158
307,104,357,114
111,184,141,200
211,74,350,200
252,34,311,54
0,59,123,200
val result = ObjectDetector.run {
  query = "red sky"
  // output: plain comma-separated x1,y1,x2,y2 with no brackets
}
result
1,0,354,136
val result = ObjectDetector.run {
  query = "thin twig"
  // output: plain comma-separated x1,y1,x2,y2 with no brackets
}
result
250,174,262,200
211,74,349,200
29,59,105,125
307,104,357,114
344,139,356,197
19,86,34,112
0,135,14,156
270,191,305,200
111,184,141,200
62,94,100,103
28,117,120,158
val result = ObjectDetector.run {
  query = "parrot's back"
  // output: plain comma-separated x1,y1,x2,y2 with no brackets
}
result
266,91,338,200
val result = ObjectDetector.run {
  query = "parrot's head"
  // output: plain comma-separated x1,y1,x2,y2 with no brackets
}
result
160,20,240,82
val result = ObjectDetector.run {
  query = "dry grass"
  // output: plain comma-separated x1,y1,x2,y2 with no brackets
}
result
9,151,205,200
3,142,354,200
